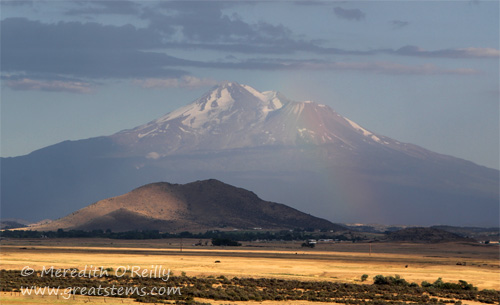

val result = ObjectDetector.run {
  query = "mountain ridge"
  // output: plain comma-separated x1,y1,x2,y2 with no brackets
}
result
33,179,344,232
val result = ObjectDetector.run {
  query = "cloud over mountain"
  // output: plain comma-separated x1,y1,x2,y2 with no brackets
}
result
333,7,366,21
2,2,497,93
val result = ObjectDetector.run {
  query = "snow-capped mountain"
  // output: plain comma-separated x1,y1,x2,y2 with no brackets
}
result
112,82,402,156
1,82,498,226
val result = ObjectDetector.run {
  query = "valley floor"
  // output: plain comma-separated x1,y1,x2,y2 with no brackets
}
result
0,292,346,305
0,238,498,304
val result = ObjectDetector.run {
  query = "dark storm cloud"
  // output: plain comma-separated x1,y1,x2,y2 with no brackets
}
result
0,0,33,7
0,18,189,79
163,40,323,55
66,0,140,16
2,2,497,93
3,48,190,79
2,18,162,50
293,1,330,6
333,7,365,21
0,16,297,81
142,1,296,46
224,58,479,75
394,45,499,58
391,20,409,29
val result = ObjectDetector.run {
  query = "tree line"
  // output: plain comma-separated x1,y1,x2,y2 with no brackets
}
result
0,228,356,242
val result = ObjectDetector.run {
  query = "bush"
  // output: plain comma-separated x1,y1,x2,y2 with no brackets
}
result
422,278,477,291
373,275,390,285
361,274,368,282
373,275,408,286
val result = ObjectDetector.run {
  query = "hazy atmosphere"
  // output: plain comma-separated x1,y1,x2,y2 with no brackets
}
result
1,0,499,170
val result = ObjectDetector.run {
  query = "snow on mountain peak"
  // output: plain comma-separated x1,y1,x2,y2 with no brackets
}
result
344,117,385,144
152,82,288,128
114,82,395,153
241,84,267,101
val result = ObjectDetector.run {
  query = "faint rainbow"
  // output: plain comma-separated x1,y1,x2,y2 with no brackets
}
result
288,98,384,224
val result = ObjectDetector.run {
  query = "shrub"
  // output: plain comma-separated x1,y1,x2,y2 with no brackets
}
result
423,278,477,291
373,275,390,285
373,275,408,286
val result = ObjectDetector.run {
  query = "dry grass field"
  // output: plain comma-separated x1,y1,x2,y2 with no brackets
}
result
1,238,498,288
0,238,498,305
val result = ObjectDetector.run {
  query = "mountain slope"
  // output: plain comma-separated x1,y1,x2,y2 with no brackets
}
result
1,82,498,226
34,179,343,232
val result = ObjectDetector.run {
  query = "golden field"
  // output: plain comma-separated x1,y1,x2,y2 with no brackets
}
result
1,238,498,288
0,238,498,304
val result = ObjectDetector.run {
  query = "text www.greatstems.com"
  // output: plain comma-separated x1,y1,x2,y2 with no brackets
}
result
20,285,182,300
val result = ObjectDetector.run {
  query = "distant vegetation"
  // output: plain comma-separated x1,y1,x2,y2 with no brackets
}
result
3,226,490,244
211,238,241,246
1,270,498,304
0,228,358,242
386,227,473,243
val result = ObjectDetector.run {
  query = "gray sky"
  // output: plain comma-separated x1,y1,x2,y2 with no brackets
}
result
1,0,499,169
